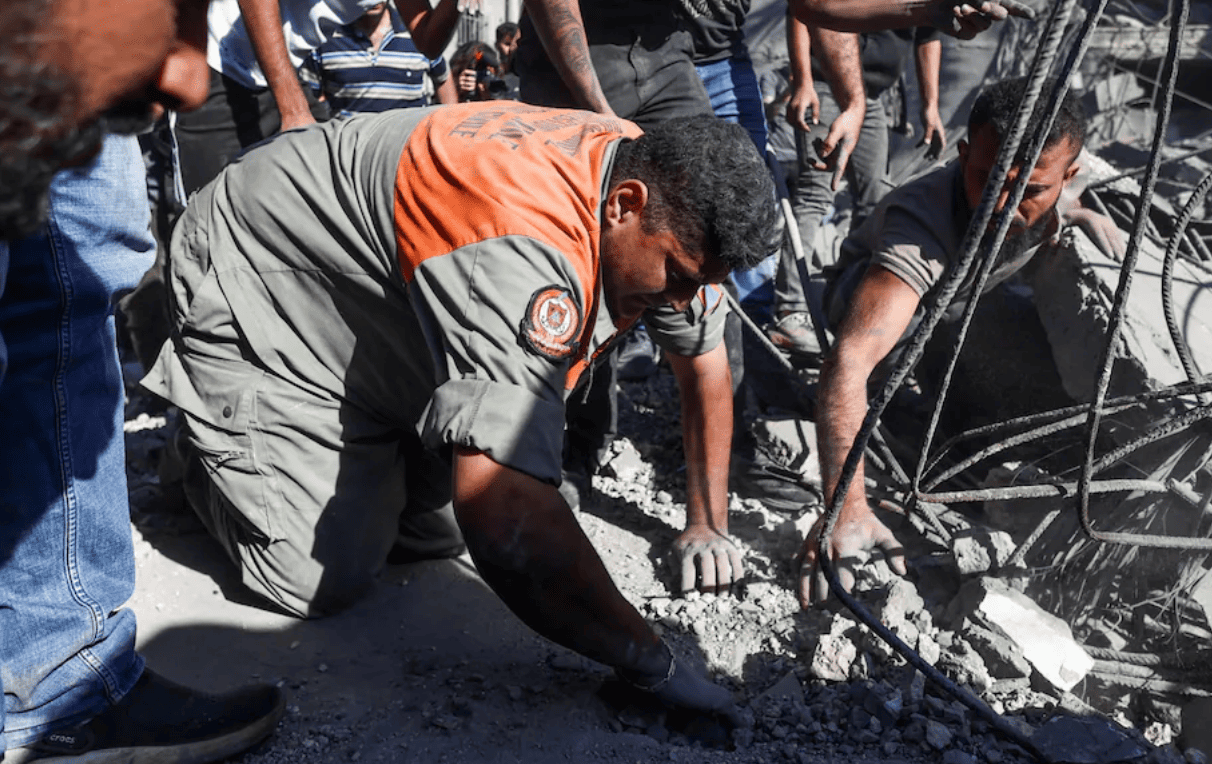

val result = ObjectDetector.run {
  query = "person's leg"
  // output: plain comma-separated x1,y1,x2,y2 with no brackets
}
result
179,370,411,618
842,94,892,232
173,71,327,197
628,31,713,127
773,90,842,321
694,52,769,153
0,135,151,749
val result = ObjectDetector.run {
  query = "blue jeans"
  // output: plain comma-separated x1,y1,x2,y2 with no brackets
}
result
0,135,151,750
694,52,769,153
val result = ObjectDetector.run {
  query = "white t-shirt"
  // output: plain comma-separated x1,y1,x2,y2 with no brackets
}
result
207,0,381,89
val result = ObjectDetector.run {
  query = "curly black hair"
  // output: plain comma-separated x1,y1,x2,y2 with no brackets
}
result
969,76,1088,163
0,1,105,240
609,116,780,273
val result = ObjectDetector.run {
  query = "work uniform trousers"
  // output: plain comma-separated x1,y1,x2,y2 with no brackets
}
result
0,136,150,751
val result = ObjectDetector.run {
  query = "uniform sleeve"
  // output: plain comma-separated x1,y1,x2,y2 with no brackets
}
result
411,235,585,485
642,284,728,357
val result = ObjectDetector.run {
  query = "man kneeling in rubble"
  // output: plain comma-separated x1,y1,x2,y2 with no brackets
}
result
144,102,777,720
797,76,1124,607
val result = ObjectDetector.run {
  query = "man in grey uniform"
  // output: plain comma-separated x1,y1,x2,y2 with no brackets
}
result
146,101,780,720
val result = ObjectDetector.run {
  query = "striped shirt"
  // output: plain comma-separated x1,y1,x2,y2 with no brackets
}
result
300,27,449,117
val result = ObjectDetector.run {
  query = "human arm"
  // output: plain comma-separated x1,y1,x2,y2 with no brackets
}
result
914,36,946,160
435,72,458,104
1062,204,1127,262
785,12,820,132
521,0,615,114
798,266,916,607
238,0,316,130
667,343,743,595
808,25,866,191
453,448,739,721
393,0,462,59
789,0,1034,39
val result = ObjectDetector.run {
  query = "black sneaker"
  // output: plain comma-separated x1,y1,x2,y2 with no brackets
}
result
7,668,285,763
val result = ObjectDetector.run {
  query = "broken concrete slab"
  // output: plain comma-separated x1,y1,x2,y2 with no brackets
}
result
1029,229,1212,404
947,577,1094,693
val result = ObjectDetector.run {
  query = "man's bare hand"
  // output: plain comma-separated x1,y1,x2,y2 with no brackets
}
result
937,0,1035,39
1063,207,1128,262
674,525,743,595
919,105,947,161
796,505,907,608
786,81,821,134
811,107,864,192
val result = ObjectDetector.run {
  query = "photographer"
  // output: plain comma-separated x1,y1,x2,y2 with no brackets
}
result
452,41,515,102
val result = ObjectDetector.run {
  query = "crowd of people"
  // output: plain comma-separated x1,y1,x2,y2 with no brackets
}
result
0,0,1129,761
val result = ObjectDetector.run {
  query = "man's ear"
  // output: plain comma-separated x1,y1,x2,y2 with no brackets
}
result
956,138,969,168
1063,161,1081,184
604,179,649,226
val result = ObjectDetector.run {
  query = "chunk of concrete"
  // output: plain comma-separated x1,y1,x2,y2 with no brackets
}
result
947,578,1093,693
810,618,857,682
951,529,1017,576
1030,231,1212,404
602,440,645,483
964,622,1032,680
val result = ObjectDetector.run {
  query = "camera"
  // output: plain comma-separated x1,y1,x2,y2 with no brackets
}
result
474,53,510,100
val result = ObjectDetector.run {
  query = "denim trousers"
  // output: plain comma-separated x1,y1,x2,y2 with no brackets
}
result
0,135,151,750
694,52,769,153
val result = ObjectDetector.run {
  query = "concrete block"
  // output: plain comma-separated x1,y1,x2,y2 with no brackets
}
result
810,618,857,682
602,440,645,483
951,529,1017,576
1030,232,1212,405
947,578,1093,693
964,622,1033,679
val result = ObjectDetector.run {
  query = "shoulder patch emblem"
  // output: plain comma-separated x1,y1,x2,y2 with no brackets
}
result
520,285,581,361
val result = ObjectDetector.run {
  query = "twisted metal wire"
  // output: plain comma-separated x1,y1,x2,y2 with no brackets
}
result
1077,0,1195,545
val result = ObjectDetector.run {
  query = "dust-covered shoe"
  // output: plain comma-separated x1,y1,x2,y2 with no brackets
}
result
6,668,285,763
767,311,822,358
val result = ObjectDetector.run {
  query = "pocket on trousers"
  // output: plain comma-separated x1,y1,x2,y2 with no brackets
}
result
186,405,279,541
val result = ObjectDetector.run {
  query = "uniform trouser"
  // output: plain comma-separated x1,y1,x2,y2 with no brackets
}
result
774,91,891,314
161,211,459,620
0,136,150,750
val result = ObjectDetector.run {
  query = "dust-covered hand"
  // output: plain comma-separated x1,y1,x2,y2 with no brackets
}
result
786,80,821,134
619,643,744,728
673,525,744,596
812,106,864,192
935,0,1035,39
796,503,907,608
919,104,947,161
1063,207,1128,262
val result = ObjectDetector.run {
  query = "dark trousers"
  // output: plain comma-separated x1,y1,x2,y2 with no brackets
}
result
175,69,330,195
